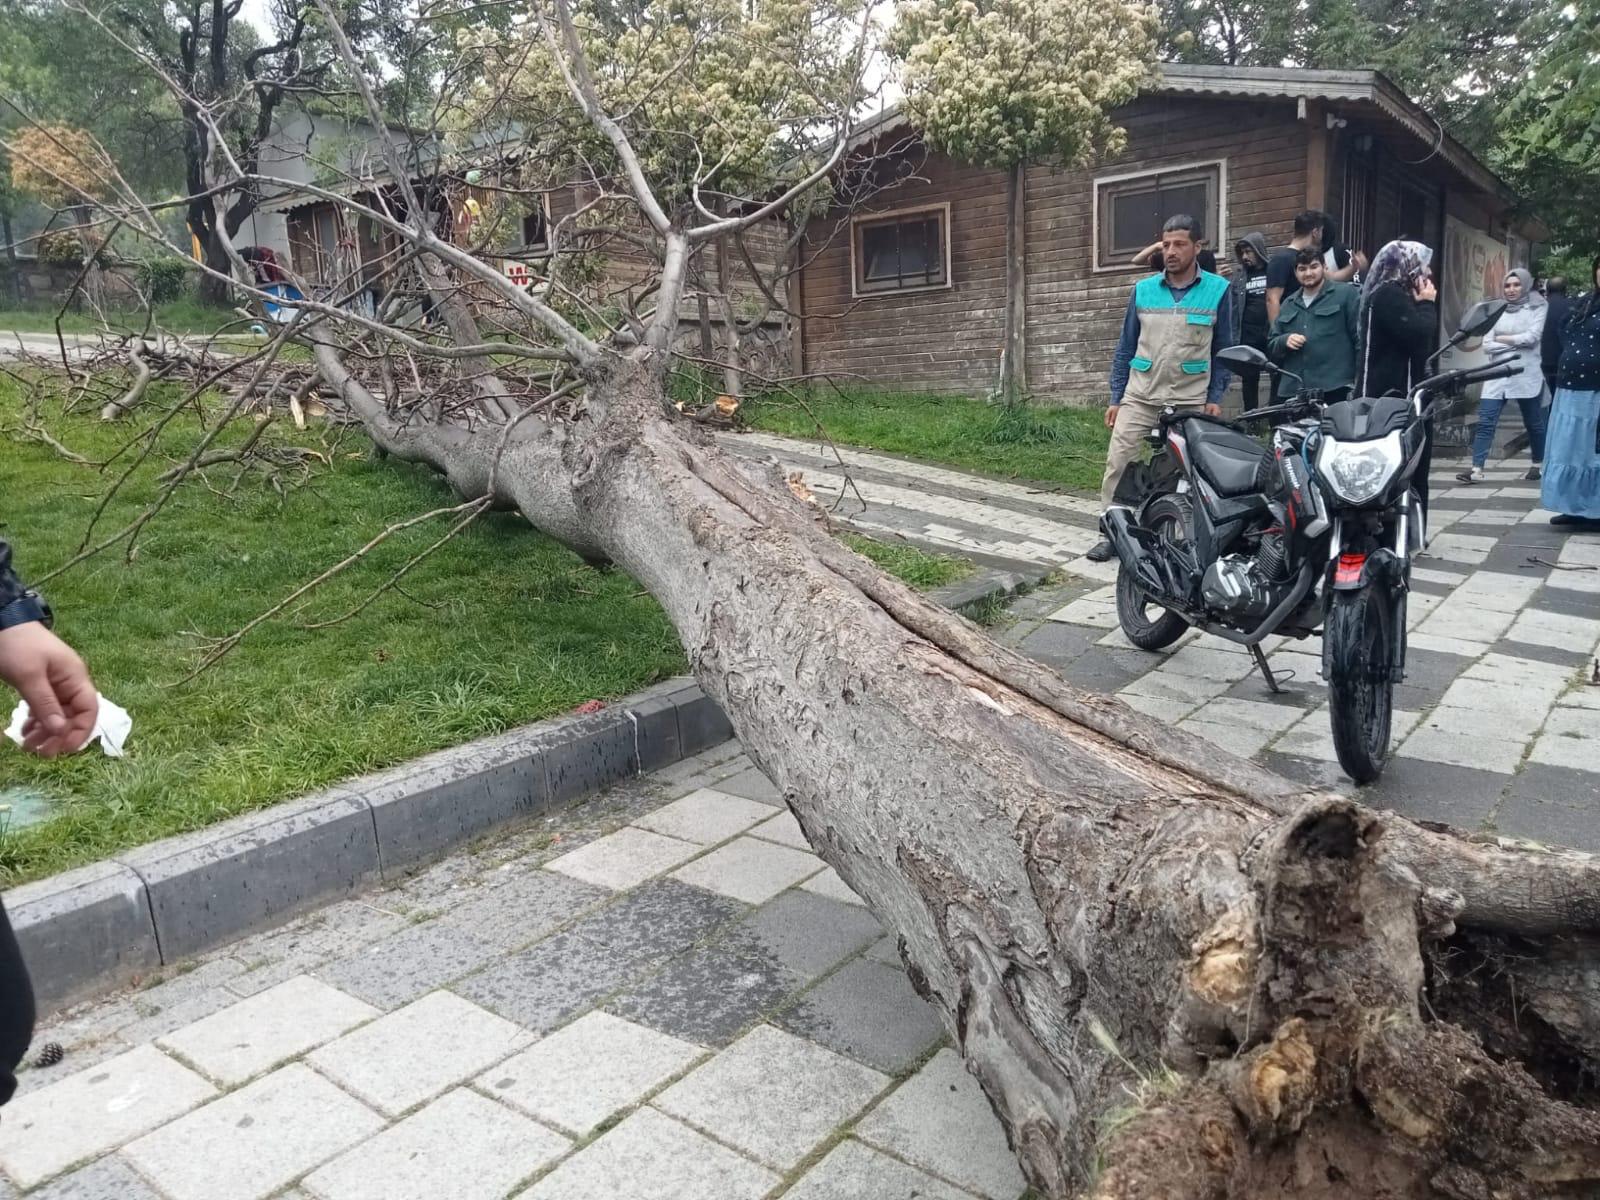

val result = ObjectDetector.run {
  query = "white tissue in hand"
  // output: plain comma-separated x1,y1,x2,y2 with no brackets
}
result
4,694,132,757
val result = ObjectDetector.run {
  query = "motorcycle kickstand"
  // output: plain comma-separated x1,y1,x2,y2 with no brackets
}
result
1249,644,1285,694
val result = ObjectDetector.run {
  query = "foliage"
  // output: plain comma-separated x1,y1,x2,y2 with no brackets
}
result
136,257,190,304
0,375,685,884
742,386,1107,491
478,0,873,202
887,0,1158,169
7,124,108,208
35,228,84,266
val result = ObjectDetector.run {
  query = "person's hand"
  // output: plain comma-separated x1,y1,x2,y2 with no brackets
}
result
0,622,98,758
1104,405,1119,429
1204,403,1222,417
1287,333,1307,350
1415,278,1437,303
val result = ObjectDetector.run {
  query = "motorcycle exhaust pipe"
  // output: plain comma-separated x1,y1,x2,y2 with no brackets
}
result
1099,507,1169,597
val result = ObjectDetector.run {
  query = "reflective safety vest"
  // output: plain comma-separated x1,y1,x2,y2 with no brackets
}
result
1124,270,1229,406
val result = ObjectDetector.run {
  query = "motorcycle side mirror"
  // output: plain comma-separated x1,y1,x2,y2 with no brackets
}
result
1456,299,1507,341
1217,344,1273,371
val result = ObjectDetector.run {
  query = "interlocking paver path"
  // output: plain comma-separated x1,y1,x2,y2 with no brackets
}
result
7,748,1024,1200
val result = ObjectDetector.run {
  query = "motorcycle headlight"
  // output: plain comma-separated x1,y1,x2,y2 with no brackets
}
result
1317,432,1403,505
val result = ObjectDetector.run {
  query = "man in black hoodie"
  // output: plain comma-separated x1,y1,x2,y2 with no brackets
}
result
1229,232,1271,410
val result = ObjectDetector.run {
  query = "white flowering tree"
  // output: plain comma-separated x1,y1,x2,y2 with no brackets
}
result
889,0,1157,401
12,1,1600,1194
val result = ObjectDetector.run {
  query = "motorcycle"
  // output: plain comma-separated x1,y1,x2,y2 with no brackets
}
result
1100,299,1516,783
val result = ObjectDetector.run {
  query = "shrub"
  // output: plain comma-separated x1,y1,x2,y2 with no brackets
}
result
37,229,84,266
136,257,189,304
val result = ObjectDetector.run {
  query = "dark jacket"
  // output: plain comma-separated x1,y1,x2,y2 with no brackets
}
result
0,539,23,612
1228,231,1271,346
1358,282,1437,399
1267,281,1361,397
1557,293,1600,392
1542,291,1573,377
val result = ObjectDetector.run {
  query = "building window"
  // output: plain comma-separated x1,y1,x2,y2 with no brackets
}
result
851,204,950,296
1094,162,1224,270
521,203,548,251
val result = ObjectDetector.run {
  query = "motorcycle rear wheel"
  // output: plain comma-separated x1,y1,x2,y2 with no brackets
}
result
1326,585,1395,784
1115,493,1191,651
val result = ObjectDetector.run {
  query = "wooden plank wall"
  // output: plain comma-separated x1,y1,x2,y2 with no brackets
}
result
800,95,1312,405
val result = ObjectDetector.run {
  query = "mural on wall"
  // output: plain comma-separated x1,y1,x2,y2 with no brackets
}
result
1433,216,1516,447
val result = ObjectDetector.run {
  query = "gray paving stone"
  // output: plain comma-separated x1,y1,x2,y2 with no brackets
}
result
865,935,903,968
1502,762,1600,811
775,958,945,1073
303,1088,570,1200
0,1044,218,1187
434,866,609,951
1492,638,1595,669
654,1024,888,1170
782,1139,976,1200
671,836,824,904
117,960,250,1044
478,1010,703,1136
573,878,748,965
308,990,527,1116
224,900,408,998
515,1107,777,1200
606,941,805,1047
748,808,811,850
723,889,882,979
545,827,702,891
713,766,783,805
801,866,867,907
452,928,649,1032
122,1064,384,1200
28,1155,162,1199
856,1049,1028,1200
1359,757,1506,829
315,918,500,1010
157,975,378,1085
1529,586,1600,619
632,788,773,844
1492,796,1600,851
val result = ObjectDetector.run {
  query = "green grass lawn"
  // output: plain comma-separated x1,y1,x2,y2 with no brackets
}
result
0,378,973,884
0,297,249,337
742,387,1108,493
841,533,971,591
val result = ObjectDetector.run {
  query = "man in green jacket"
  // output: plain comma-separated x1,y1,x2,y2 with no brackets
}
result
1266,248,1361,403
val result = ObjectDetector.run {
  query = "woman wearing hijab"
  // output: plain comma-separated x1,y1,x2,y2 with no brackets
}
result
1457,268,1548,483
1542,253,1600,526
1358,240,1439,514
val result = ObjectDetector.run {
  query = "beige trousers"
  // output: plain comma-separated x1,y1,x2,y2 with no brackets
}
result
1100,397,1205,508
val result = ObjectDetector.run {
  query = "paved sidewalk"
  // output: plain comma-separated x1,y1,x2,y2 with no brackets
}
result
6,747,1025,1200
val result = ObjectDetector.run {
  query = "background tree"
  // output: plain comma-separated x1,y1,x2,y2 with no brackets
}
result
888,0,1157,402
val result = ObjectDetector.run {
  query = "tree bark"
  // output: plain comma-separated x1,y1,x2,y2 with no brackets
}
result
312,340,1600,1199
1000,158,1028,405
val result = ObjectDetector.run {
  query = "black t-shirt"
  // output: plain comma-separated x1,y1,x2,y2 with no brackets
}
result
1240,265,1269,345
1266,247,1301,307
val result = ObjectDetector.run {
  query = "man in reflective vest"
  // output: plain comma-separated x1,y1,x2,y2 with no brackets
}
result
1086,214,1234,561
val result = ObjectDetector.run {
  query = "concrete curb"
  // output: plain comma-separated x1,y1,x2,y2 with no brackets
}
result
8,677,732,1015
8,570,1024,1015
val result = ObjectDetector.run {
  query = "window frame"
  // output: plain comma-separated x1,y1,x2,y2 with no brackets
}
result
519,193,551,253
849,202,953,298
1091,159,1228,273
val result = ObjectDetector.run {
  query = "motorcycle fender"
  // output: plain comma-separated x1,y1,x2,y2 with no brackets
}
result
1328,547,1402,592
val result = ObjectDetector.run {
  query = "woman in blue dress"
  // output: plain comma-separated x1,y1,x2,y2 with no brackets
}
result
1543,254,1600,526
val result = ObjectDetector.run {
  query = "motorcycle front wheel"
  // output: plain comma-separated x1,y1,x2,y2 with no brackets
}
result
1114,493,1191,651
1326,585,1395,784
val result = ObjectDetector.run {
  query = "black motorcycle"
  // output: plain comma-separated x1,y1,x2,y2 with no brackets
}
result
1100,299,1516,782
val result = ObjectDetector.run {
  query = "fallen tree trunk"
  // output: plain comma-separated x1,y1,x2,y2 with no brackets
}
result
318,341,1600,1198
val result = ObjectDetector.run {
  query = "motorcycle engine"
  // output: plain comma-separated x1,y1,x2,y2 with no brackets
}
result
1201,535,1289,621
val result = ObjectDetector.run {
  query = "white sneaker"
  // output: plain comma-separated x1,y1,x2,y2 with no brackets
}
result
1455,465,1484,484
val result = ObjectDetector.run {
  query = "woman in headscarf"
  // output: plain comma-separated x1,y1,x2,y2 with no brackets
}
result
1541,253,1600,526
1358,240,1439,515
1457,268,1547,483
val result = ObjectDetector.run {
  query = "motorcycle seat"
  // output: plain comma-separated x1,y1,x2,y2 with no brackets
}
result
1184,423,1270,497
